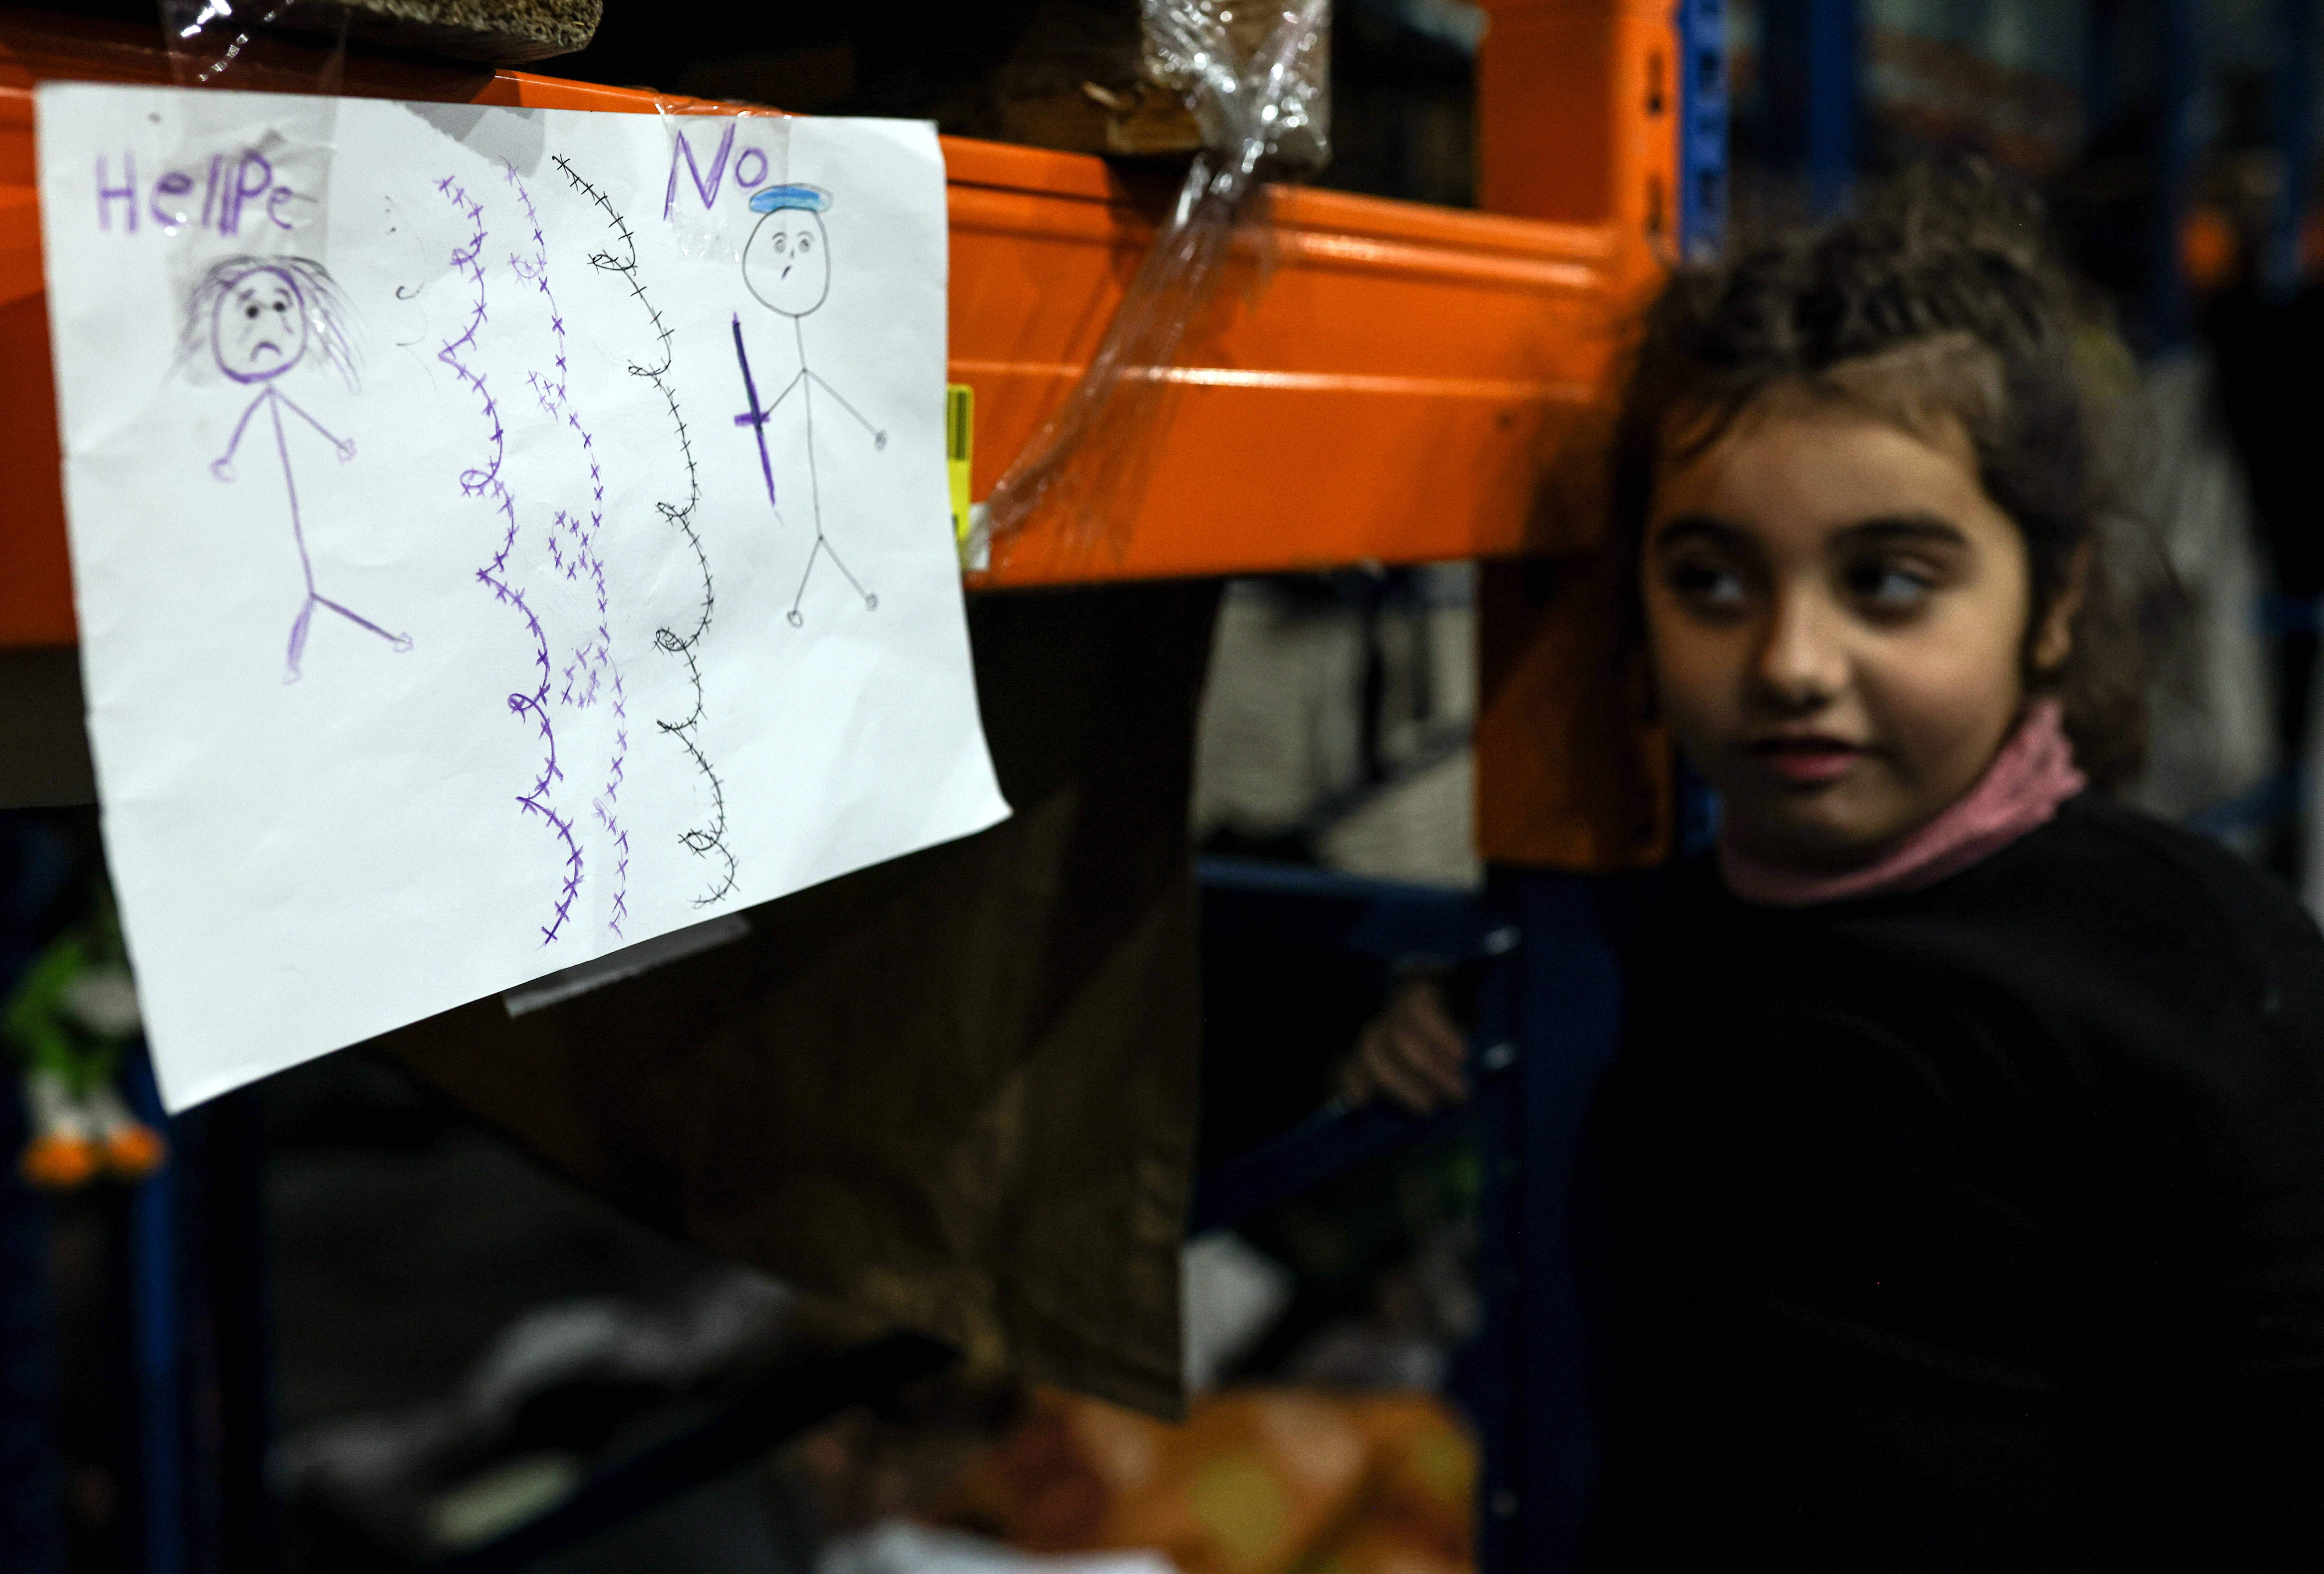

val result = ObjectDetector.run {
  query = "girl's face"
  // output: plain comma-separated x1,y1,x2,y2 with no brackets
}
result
1643,392,2071,869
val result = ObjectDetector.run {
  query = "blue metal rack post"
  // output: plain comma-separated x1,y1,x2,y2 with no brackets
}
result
0,1082,63,1574
0,816,74,1574
1761,0,1859,217
1677,0,1728,261
125,1049,189,1574
1469,874,1635,1574
120,1055,280,1574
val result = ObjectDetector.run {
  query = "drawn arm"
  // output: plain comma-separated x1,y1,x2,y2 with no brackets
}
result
753,370,807,419
806,370,888,450
210,389,271,481
275,391,358,461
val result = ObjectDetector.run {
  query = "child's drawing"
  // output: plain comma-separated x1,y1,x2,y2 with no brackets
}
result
730,185,887,628
39,86,1010,1111
188,256,412,682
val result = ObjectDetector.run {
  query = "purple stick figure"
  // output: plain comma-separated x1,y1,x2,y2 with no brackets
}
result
185,255,411,683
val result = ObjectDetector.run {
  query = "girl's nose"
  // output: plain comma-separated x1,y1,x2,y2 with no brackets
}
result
1750,589,1846,712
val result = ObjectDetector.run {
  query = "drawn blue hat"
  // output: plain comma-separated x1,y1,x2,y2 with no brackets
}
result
750,184,831,214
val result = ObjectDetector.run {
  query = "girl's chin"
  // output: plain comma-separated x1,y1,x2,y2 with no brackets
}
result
1724,796,1918,872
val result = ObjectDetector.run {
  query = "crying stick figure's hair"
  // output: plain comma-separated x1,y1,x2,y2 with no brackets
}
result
178,255,361,391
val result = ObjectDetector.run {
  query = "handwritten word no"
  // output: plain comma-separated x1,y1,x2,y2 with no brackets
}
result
94,151,307,237
662,123,777,220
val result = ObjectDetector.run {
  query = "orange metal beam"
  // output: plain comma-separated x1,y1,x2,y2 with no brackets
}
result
0,4,1667,646
1472,0,1682,872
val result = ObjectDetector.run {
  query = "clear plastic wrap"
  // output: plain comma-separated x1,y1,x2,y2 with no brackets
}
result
978,0,1330,568
159,0,350,89
1142,0,1331,176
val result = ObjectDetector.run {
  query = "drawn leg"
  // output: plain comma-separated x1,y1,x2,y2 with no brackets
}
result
787,538,823,629
788,376,876,627
314,595,415,653
272,397,321,597
274,396,326,683
818,534,879,612
285,596,317,684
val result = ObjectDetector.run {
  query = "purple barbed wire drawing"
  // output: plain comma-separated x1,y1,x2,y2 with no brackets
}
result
188,256,413,683
507,163,630,941
436,174,584,946
732,184,887,629
553,152,737,908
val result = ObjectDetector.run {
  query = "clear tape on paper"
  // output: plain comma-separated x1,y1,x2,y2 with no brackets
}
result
502,913,751,1017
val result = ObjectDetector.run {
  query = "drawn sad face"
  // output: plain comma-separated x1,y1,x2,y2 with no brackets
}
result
742,209,831,318
212,266,308,384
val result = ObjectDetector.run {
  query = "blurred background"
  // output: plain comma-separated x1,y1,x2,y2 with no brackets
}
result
10,1,2324,1571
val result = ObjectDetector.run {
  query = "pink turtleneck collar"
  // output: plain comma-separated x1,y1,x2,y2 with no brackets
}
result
1717,699,2087,908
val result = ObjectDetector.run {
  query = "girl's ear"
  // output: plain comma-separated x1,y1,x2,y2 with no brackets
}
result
2032,543,2091,673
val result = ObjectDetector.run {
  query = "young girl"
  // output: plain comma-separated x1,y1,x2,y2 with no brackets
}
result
1351,166,2324,1566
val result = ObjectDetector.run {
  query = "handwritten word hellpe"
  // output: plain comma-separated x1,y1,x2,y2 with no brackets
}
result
95,150,309,237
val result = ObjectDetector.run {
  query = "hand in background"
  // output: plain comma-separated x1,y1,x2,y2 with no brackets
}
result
1339,975,1469,1115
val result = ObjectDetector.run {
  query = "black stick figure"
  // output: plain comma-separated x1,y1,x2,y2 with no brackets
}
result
188,256,410,682
729,184,887,628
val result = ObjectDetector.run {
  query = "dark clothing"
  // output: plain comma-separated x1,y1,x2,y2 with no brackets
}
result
1590,794,2324,1571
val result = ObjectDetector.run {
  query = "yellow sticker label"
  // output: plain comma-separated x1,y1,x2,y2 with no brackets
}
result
945,383,974,548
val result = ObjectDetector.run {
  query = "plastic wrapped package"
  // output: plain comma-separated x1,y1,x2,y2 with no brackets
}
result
978,0,1331,569
980,4,1203,158
1141,0,1331,175
157,0,594,80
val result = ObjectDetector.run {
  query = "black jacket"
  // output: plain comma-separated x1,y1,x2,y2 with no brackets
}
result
1590,794,2324,1571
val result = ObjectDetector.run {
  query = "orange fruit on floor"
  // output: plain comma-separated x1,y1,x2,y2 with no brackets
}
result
19,1133,99,1191
103,1123,168,1180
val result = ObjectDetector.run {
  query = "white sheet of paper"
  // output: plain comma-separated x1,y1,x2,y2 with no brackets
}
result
37,84,1009,1110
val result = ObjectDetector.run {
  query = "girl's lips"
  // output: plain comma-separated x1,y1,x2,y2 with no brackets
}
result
1747,737,1866,785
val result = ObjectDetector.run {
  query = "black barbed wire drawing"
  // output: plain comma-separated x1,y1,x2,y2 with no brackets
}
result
189,256,412,683
729,184,887,629
552,152,738,908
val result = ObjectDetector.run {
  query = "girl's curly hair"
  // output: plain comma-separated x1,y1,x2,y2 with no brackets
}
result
1612,161,2148,789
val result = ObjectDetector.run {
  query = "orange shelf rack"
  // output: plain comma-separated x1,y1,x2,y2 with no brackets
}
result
0,1,1678,648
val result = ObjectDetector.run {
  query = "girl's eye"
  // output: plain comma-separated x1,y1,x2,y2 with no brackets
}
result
1667,559,1749,610
798,235,813,252
1845,561,1934,611
244,305,260,319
